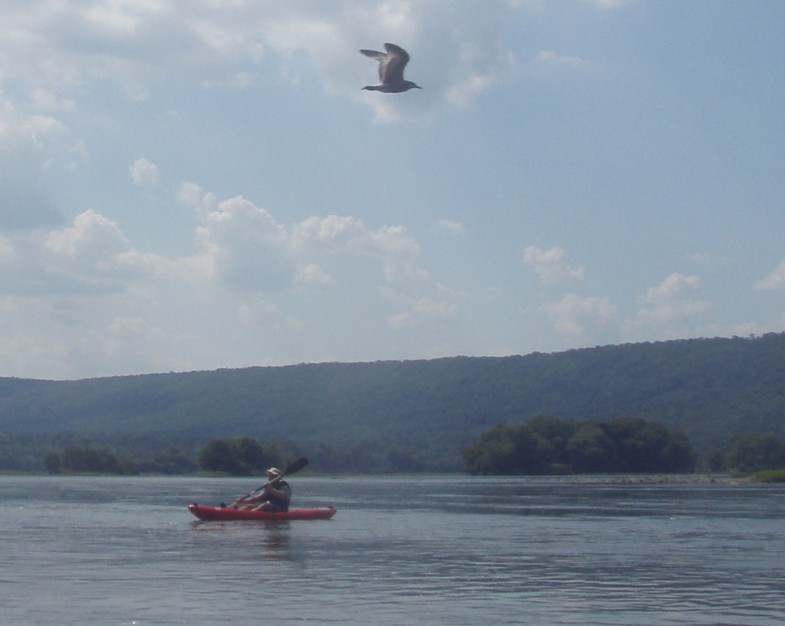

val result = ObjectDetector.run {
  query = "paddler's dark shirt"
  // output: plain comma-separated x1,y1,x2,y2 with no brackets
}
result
265,479,291,512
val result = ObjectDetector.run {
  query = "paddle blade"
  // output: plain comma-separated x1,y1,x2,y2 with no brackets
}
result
284,457,309,476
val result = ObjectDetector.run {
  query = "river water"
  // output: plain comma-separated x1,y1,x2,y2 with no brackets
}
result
1,475,783,625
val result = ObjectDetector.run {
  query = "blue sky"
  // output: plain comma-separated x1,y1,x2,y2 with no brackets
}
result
1,0,784,380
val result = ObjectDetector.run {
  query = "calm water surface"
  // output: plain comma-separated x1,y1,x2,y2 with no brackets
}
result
1,475,783,625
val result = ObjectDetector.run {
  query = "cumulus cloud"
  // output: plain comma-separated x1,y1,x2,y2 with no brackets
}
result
177,182,217,217
389,296,459,329
0,94,67,229
756,259,785,291
195,196,294,292
130,158,159,186
630,272,710,329
32,89,75,113
0,1,518,124
292,213,456,326
542,293,617,336
0,174,459,376
523,246,585,285
437,219,464,235
176,186,451,331
0,210,135,297
45,210,129,259
294,263,334,286
293,214,419,259
0,182,445,304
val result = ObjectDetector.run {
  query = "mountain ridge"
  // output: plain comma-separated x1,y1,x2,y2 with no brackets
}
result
2,333,784,469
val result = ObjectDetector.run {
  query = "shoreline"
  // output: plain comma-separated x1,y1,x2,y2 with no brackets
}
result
608,473,758,485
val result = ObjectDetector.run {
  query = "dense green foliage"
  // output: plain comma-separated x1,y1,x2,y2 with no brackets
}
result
707,433,785,473
0,333,783,473
751,469,785,483
463,416,698,475
0,433,201,474
59,445,138,475
42,444,139,475
197,437,283,476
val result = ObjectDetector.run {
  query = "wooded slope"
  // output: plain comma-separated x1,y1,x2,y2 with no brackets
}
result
1,333,783,469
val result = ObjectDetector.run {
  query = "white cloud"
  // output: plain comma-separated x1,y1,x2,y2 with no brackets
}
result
0,176,457,376
293,214,419,259
294,263,334,286
0,233,14,262
0,2,517,124
45,210,128,258
630,272,710,329
178,188,448,327
389,296,459,329
290,213,456,325
445,72,497,108
535,50,590,69
585,0,630,9
43,210,140,294
195,196,294,292
130,157,159,186
542,293,617,336
0,207,207,301
32,89,75,113
177,181,217,217
437,219,464,235
0,93,69,229
523,246,585,285
756,259,785,291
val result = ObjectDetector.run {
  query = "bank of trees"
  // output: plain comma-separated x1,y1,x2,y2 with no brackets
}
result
707,433,785,473
463,416,698,475
6,424,785,477
197,437,284,475
25,435,200,475
45,445,138,475
39,437,283,476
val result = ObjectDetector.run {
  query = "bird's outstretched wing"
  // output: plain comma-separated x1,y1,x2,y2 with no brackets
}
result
381,43,410,84
360,43,411,84
360,48,387,81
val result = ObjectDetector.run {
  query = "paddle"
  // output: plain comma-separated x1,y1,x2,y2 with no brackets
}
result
230,457,309,506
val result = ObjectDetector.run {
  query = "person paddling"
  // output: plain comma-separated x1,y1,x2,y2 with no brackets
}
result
226,467,292,512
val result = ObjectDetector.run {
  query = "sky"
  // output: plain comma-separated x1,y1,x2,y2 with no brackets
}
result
1,0,784,380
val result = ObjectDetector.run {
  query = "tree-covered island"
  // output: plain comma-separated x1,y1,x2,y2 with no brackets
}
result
463,416,698,475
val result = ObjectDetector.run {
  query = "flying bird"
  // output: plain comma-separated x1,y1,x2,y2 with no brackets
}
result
360,43,421,93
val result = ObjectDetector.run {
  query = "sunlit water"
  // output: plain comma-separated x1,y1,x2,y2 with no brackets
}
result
1,475,784,625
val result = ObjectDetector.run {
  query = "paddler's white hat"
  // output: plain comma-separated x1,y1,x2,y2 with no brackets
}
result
266,467,282,477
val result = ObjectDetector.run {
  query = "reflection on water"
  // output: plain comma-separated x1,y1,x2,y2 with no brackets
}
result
1,475,784,625
189,519,293,561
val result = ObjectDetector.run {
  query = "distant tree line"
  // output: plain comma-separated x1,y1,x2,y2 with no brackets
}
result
45,445,139,475
197,437,284,475
0,433,202,475
37,437,289,477
3,423,785,477
43,444,197,475
463,416,699,475
707,433,785,473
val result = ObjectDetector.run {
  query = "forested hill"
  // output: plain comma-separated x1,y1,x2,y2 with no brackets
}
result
1,333,784,469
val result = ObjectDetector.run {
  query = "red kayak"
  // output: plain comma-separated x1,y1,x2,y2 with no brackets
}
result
188,503,337,521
